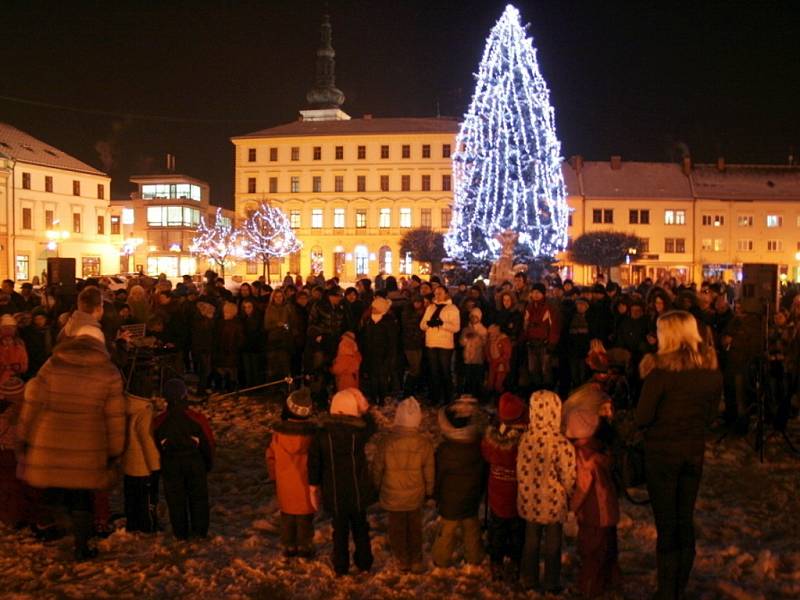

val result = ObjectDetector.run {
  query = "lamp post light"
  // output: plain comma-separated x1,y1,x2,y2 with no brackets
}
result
626,246,638,285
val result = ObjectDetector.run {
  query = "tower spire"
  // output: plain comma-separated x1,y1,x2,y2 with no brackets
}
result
306,13,345,110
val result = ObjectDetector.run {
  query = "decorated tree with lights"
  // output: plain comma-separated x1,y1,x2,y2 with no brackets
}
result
190,208,239,278
445,4,569,264
242,202,302,281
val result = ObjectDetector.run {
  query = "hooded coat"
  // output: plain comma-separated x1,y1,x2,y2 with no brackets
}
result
266,419,318,515
373,425,434,512
17,335,126,490
517,390,576,524
435,408,486,520
122,395,161,477
330,334,361,391
481,423,525,518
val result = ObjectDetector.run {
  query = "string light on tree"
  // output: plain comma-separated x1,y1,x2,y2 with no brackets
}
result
241,202,302,280
190,208,239,278
445,4,569,262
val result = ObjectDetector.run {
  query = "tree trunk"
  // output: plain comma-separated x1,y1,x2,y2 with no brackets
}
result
266,259,271,283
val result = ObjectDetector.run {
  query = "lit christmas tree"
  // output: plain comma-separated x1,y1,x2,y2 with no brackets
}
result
445,4,569,263
241,202,302,280
190,208,240,278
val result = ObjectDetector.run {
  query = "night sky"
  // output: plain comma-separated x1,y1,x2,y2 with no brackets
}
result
1,0,798,206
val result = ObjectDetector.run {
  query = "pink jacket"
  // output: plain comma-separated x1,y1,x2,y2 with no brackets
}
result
570,438,619,527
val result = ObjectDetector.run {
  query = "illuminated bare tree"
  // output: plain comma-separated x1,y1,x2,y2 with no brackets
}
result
190,208,239,278
242,202,302,280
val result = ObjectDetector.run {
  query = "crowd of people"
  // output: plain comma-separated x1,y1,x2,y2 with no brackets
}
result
0,268,799,598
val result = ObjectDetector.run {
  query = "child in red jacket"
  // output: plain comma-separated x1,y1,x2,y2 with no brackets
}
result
330,331,361,391
485,324,512,394
566,403,621,599
480,392,527,582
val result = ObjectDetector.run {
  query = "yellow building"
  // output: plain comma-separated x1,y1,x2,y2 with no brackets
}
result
0,122,117,281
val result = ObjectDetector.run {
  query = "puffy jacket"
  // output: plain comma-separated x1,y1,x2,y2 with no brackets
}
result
214,318,244,368
524,300,560,346
153,408,215,471
308,413,377,515
420,300,461,350
517,390,576,524
266,419,318,515
122,395,161,477
570,438,619,527
373,426,434,511
331,335,361,391
18,335,126,490
362,313,398,370
400,303,425,352
435,409,486,520
481,424,524,518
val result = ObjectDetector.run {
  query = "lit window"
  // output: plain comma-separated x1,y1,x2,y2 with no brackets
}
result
111,215,120,235
701,239,712,251
290,210,301,229
73,212,81,233
356,209,367,228
767,240,783,252
737,215,753,227
400,207,412,228
334,208,345,228
420,208,432,228
82,257,101,278
311,209,323,228
15,255,29,281
97,215,104,234
122,208,135,224
355,245,369,276
702,215,725,227
767,214,783,228
379,208,391,228
291,176,300,193
664,209,685,225
737,239,753,251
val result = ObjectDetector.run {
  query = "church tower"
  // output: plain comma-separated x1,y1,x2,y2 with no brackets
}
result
301,14,350,122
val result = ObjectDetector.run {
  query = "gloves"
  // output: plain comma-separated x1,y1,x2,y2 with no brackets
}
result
309,485,321,512
426,317,444,328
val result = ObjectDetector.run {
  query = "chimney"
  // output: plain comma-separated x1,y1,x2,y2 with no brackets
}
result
363,113,373,120
569,155,584,173
610,155,622,170
716,156,726,172
681,156,692,176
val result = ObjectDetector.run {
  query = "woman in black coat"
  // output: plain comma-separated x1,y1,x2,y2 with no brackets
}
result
636,310,722,600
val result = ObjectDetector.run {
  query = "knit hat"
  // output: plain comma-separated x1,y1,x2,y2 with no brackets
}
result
0,314,16,327
498,392,526,424
330,388,369,417
394,397,422,429
163,378,188,406
531,282,546,294
565,407,599,439
286,387,312,419
371,296,391,316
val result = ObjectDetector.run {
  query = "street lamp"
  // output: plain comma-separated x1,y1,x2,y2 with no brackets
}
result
626,247,638,285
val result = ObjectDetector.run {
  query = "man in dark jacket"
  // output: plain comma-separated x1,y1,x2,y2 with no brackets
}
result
308,389,376,576
401,295,426,396
361,296,398,404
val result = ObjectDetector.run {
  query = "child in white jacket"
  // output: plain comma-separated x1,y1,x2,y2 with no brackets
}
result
516,389,576,593
122,395,161,532
459,308,487,399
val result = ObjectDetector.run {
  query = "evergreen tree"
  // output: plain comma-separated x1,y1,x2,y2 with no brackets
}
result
445,4,569,263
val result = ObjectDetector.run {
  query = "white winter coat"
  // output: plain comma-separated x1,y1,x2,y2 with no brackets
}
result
122,395,161,477
420,300,461,350
517,390,576,524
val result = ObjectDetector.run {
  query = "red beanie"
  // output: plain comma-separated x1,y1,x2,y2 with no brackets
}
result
498,392,526,424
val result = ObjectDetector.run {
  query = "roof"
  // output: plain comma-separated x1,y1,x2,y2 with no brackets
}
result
561,163,581,196
0,122,106,176
691,164,800,201
580,160,692,199
130,173,209,186
233,117,460,140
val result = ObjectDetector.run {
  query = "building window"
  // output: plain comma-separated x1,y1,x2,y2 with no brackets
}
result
358,145,366,159
73,180,80,196
21,207,32,230
568,213,573,226
767,214,783,228
629,209,649,224
422,144,431,158
122,208,134,224
73,212,81,233
702,214,725,227
441,208,452,228
443,144,451,158
16,255,29,281
629,209,639,224
379,245,392,274
45,176,53,193
665,237,685,253
421,175,431,191
291,176,300,193
664,209,686,225
291,147,300,161
334,208,345,228
737,239,753,251
269,147,278,161
22,172,31,189
97,184,105,200
379,208,391,228
593,209,602,224
400,207,412,228
313,176,322,193
313,146,321,160
400,251,412,275
401,175,411,191
737,215,753,227
111,215,120,235
354,245,369,276
402,145,410,159
357,175,366,192
380,145,389,159
420,208,432,229
247,177,256,193
311,209,323,228
380,175,389,192
355,209,367,228
45,209,54,229
593,209,613,224
701,239,712,251
442,174,452,191
141,183,201,201
639,238,650,253
290,210,301,229
334,176,344,193
97,215,105,235
640,209,650,225
767,240,783,252
146,206,199,227
81,257,101,278
335,146,343,160
245,260,258,275
269,177,278,193
248,148,256,162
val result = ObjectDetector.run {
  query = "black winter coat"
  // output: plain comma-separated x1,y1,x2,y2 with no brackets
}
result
400,304,425,352
308,300,346,350
308,413,377,515
240,313,265,353
494,308,524,344
361,313,398,371
435,439,486,520
214,318,244,368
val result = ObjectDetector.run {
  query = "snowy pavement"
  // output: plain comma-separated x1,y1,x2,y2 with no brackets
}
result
1,394,798,599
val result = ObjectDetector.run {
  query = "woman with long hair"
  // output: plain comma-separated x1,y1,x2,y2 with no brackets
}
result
636,311,722,599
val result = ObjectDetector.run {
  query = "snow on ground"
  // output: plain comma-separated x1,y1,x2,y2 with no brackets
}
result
1,393,799,600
